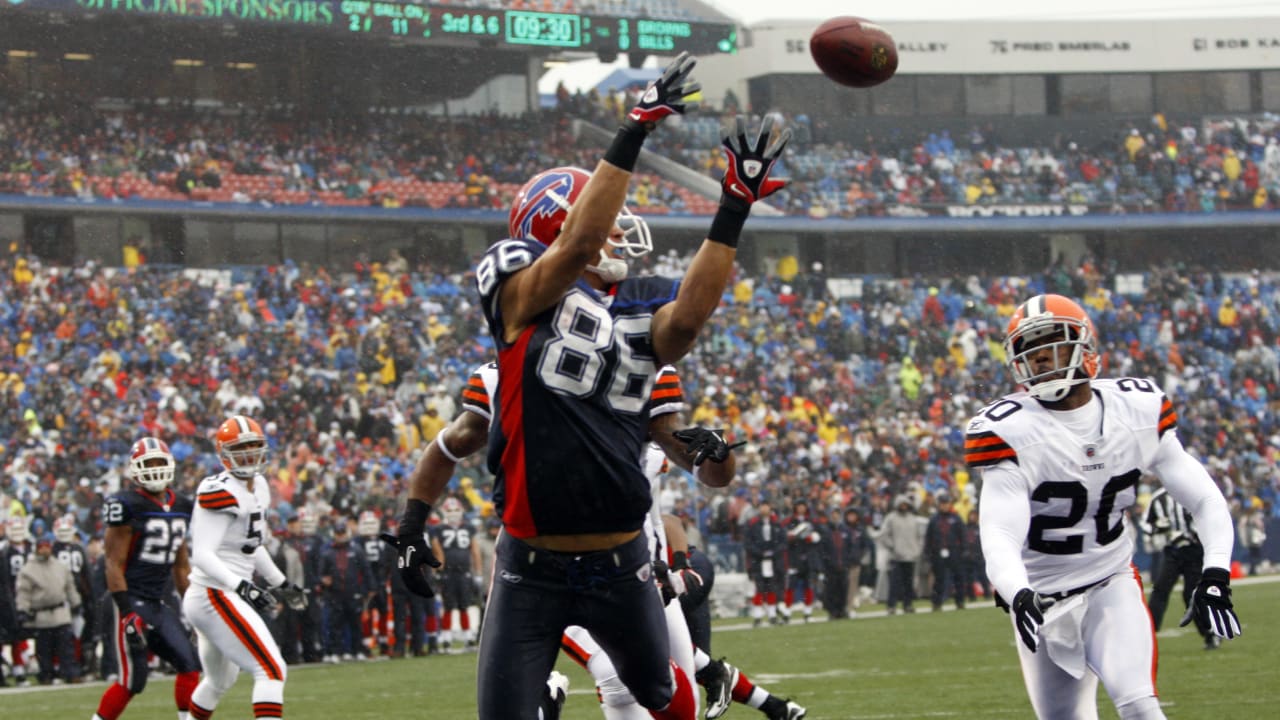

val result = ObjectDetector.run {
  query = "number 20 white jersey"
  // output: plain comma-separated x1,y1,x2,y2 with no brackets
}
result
188,471,272,591
966,377,1177,594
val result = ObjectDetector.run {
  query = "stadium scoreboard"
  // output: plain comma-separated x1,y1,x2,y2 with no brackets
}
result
2,0,738,54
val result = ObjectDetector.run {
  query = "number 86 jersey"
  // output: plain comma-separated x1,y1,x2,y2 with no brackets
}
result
103,487,194,600
476,238,678,539
966,377,1177,594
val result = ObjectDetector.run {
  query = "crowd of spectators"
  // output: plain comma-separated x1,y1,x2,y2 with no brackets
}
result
4,91,1280,219
0,242,1277,675
0,245,1275,560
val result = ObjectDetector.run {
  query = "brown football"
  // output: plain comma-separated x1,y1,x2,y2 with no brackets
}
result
809,16,899,89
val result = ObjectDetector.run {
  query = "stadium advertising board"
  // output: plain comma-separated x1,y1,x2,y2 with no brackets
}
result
0,0,737,54
759,17,1280,74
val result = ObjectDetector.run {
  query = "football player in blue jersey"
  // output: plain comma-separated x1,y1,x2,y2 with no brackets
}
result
93,437,202,720
449,50,787,718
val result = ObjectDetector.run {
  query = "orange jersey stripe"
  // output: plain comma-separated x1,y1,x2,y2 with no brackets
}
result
462,388,489,403
198,492,238,510
965,431,1018,467
560,634,592,669
1158,399,1178,437
650,388,683,400
207,589,283,680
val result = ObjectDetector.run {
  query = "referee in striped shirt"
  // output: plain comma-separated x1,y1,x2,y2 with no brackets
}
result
1143,487,1219,649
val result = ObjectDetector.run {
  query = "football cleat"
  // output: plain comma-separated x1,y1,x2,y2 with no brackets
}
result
766,699,808,720
703,658,738,720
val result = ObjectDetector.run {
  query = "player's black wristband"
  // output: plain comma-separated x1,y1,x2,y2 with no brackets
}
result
400,499,433,537
671,550,690,571
707,196,750,248
603,125,647,173
113,591,132,615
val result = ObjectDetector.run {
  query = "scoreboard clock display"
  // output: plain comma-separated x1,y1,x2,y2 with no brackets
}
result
2,0,738,55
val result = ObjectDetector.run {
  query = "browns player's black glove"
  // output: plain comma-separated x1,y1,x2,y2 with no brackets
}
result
1180,567,1241,639
673,427,745,466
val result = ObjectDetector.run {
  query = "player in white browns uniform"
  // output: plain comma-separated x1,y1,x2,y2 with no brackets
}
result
968,294,1242,720
182,416,306,720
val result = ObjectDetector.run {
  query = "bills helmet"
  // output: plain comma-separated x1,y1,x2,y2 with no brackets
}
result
129,436,176,493
508,166,652,283
6,515,30,544
440,496,465,527
1004,294,1100,403
53,514,78,544
297,507,318,536
215,415,269,479
357,510,380,537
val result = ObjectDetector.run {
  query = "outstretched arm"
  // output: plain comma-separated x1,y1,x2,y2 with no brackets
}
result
651,116,790,365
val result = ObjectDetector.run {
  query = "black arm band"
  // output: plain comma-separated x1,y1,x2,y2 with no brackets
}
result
113,591,132,615
603,126,647,173
707,197,750,248
400,499,433,537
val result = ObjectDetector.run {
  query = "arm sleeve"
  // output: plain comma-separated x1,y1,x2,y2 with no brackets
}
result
189,509,246,591
1147,431,1234,570
253,546,287,588
978,463,1033,600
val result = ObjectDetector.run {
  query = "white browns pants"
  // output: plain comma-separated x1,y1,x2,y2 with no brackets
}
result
562,597,698,719
182,583,287,719
1016,567,1162,720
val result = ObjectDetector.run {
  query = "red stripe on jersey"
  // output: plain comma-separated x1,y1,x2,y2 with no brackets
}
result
964,432,1018,467
468,376,486,388
1158,398,1177,438
462,388,489,404
498,326,537,538
649,388,683,401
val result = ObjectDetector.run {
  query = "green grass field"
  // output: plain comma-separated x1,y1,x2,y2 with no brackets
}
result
5,579,1277,719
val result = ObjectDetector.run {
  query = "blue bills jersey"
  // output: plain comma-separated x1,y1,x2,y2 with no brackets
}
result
103,488,193,600
475,238,678,538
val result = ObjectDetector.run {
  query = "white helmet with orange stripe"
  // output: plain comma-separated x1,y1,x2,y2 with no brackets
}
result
1004,294,1100,403
215,415,269,479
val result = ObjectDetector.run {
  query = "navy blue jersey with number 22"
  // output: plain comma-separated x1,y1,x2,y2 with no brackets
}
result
476,238,678,538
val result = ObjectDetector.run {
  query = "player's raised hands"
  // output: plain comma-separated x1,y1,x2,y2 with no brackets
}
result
720,115,791,208
625,51,700,131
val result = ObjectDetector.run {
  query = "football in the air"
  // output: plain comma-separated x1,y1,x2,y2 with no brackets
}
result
809,16,899,89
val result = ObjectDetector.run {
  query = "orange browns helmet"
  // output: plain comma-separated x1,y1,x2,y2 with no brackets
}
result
507,166,653,284
1004,294,1100,403
129,436,176,492
215,415,269,480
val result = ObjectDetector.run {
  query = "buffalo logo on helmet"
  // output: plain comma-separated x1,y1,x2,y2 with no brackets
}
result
509,168,585,245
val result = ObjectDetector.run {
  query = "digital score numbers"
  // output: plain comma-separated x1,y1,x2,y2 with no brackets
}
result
4,0,736,54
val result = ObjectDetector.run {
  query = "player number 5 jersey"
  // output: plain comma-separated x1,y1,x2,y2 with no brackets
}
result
188,471,272,591
965,377,1177,592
